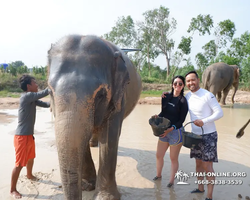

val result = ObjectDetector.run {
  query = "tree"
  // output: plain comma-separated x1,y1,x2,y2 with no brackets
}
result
214,51,240,66
189,15,236,69
136,22,159,77
8,65,17,76
214,19,236,55
17,66,29,74
195,52,208,72
187,14,214,36
227,31,250,83
202,40,216,61
9,61,25,68
172,36,192,68
228,31,250,59
140,6,177,77
103,16,136,48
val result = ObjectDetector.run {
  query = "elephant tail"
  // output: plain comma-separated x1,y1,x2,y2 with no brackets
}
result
202,70,210,90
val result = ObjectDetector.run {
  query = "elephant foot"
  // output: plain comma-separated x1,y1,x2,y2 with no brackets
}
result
89,140,98,147
94,189,121,200
82,179,95,191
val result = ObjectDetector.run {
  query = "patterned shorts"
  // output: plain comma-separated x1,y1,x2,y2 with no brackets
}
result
190,131,218,162
159,127,183,146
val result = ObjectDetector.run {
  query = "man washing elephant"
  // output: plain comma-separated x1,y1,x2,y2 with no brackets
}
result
47,35,142,200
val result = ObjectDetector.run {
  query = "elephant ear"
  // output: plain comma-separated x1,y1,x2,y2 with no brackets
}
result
111,50,130,111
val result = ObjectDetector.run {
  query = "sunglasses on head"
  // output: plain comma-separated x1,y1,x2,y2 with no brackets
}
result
173,82,183,86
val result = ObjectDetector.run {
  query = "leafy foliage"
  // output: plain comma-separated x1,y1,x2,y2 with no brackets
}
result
187,14,214,36
140,6,177,76
214,19,236,48
103,16,136,48
2,7,250,93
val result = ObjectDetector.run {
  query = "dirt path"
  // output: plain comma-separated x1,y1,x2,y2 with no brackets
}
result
0,89,250,110
138,89,250,105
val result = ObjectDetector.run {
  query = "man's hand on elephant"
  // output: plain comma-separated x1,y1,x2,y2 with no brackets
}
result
194,120,204,127
161,91,169,98
46,87,52,94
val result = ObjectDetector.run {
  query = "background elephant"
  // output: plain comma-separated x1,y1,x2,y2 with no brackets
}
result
47,35,142,200
202,62,240,105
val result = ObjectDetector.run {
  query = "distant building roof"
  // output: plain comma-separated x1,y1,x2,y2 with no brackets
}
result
0,63,8,69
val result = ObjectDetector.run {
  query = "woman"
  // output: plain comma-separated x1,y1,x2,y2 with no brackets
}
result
153,75,188,187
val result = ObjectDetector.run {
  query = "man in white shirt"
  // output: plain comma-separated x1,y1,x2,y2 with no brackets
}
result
185,71,223,200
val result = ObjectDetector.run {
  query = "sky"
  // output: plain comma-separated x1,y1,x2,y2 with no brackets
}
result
1,0,250,69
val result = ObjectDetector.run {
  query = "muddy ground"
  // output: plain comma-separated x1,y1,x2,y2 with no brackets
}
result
0,86,250,110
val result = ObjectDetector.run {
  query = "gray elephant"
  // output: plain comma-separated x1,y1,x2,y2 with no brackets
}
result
202,62,240,105
47,35,142,200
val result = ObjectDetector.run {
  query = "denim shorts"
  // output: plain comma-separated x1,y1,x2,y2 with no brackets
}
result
190,131,218,162
159,127,183,146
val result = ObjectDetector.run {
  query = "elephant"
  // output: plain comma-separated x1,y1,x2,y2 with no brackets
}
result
47,35,142,200
202,62,240,105
236,119,250,138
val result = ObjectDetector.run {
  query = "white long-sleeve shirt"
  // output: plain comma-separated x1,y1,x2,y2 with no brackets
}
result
185,88,223,135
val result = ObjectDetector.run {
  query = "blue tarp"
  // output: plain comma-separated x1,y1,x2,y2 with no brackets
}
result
0,63,8,69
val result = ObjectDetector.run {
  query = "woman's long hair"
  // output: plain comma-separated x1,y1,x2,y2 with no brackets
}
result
170,75,185,98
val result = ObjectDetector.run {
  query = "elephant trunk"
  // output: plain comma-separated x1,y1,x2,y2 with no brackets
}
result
54,95,93,200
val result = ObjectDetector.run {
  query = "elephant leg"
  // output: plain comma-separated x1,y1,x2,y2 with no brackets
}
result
94,112,123,200
217,91,222,103
231,84,238,104
82,143,96,191
221,89,230,105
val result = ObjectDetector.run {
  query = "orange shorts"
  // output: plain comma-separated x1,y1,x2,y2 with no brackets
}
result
14,135,35,167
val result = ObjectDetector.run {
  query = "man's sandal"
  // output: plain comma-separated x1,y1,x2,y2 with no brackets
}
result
153,176,162,181
167,182,173,188
190,188,205,193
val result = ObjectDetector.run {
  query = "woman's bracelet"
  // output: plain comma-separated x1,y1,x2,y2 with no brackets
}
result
172,125,176,130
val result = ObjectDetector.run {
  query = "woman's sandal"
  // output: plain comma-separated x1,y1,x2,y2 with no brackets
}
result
167,182,174,188
153,176,162,181
190,188,205,193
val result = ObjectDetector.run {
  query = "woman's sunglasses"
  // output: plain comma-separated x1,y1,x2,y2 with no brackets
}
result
173,82,183,86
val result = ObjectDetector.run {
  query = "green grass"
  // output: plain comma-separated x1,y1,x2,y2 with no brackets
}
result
0,90,21,98
0,89,165,98
140,90,165,98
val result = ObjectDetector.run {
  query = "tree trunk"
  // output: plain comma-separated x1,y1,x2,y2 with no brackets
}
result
147,45,151,77
165,55,170,80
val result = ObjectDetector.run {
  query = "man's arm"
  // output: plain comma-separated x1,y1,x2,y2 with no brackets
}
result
35,100,50,108
24,88,50,102
202,94,223,124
